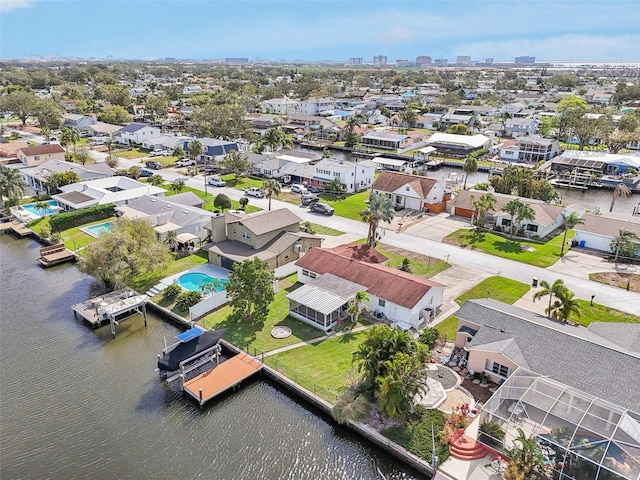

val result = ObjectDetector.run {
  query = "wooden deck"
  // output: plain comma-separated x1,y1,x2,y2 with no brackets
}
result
183,352,263,406
0,221,32,237
38,244,76,267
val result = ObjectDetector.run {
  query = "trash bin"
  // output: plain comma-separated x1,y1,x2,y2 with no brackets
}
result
532,277,538,287
579,240,586,248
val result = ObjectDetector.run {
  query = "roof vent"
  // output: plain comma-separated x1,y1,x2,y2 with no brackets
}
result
500,329,506,333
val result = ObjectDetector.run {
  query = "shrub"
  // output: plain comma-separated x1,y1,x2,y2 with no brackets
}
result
49,204,115,232
162,284,182,302
50,232,62,244
175,291,203,311
419,327,438,349
39,223,52,239
479,422,506,448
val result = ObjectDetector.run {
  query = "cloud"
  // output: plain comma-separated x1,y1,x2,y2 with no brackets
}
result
0,0,35,14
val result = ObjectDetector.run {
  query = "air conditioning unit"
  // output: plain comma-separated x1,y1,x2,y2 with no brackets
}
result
293,244,302,253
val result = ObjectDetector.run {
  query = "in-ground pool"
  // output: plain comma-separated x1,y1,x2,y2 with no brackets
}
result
176,272,229,292
83,221,114,237
20,200,60,217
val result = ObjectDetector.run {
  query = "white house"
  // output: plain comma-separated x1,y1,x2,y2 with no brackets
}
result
21,160,113,195
291,245,445,332
573,212,640,254
372,171,446,212
280,158,376,193
116,123,161,145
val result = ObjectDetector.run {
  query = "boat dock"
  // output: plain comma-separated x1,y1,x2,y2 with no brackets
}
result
72,288,148,337
0,220,32,237
182,351,263,407
38,243,76,267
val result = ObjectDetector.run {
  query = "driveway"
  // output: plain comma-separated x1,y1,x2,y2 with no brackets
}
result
545,248,636,279
405,214,470,242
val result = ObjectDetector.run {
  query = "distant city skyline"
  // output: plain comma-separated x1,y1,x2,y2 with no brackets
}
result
1,0,639,62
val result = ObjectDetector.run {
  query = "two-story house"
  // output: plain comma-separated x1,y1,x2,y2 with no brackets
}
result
16,144,66,168
206,209,322,272
503,117,538,137
499,136,560,163
304,159,376,193
116,123,161,145
372,171,446,212
185,138,239,161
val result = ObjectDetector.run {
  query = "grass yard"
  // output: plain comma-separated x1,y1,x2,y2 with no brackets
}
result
199,275,322,353
319,190,370,221
130,250,209,293
435,276,530,340
114,148,148,159
569,300,639,327
377,244,450,279
221,174,264,191
163,184,261,213
264,330,367,401
444,228,573,268
28,216,116,251
304,222,344,236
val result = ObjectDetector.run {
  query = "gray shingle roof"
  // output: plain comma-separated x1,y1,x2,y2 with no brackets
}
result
457,299,640,411
587,322,640,353
120,123,147,133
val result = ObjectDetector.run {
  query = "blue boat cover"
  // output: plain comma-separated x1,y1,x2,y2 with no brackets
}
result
177,326,205,343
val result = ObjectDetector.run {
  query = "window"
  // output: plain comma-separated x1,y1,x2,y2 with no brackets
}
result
525,224,538,232
378,299,385,307
301,269,316,279
241,231,250,239
405,186,410,191
284,254,289,260
485,359,510,377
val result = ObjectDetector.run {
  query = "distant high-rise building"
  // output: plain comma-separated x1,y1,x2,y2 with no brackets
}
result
224,58,249,64
515,56,536,65
373,55,387,66
348,57,363,65
484,58,494,65
456,55,471,65
395,59,413,67
434,59,448,67
415,55,432,66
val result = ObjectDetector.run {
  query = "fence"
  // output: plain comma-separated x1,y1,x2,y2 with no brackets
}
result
188,290,229,319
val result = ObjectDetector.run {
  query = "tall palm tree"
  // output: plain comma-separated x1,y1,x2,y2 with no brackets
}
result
188,139,204,175
609,183,631,213
0,165,27,207
40,126,51,141
344,115,363,147
258,127,293,153
262,179,281,211
515,202,536,236
554,290,581,322
533,279,568,316
471,192,496,228
503,428,545,480
611,228,640,264
60,127,79,160
165,230,179,252
346,291,370,324
560,211,585,256
502,199,522,235
360,192,394,247
462,156,478,190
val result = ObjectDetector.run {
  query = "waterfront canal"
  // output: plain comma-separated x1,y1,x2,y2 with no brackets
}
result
0,236,424,480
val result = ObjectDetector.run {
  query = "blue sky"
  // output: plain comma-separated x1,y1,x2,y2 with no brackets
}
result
1,0,638,61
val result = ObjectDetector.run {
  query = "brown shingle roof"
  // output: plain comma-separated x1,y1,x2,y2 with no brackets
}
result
19,144,65,156
295,248,443,309
372,171,437,199
228,208,301,236
576,213,640,237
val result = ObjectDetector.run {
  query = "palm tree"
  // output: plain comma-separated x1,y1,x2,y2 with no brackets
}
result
200,279,223,297
344,115,363,147
611,228,640,264
331,388,370,425
147,174,164,186
533,279,568,316
609,183,631,212
560,211,585,256
471,192,496,228
165,230,179,252
554,289,581,322
60,127,79,160
40,126,51,141
262,179,281,211
188,139,204,175
502,428,545,480
172,180,185,194
346,291,370,324
360,192,394,247
502,199,522,235
258,127,293,153
0,165,27,207
514,203,536,236
33,201,49,218
462,156,478,190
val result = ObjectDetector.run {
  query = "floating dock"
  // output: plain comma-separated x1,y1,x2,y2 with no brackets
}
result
38,243,76,267
182,351,263,407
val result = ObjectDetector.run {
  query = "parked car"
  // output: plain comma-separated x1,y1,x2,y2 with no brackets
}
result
149,149,170,157
290,184,307,194
89,137,108,146
301,192,319,206
310,202,334,216
208,176,226,187
307,185,324,193
140,168,154,178
244,187,266,198
175,158,195,167
145,160,163,170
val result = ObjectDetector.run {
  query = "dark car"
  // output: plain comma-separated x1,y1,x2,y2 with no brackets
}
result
145,160,163,170
301,192,319,206
307,185,324,193
310,202,334,216
140,168,154,177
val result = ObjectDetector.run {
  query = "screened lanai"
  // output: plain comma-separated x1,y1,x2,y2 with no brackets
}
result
477,368,640,480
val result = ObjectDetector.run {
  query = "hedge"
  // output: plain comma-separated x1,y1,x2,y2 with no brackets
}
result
49,204,116,232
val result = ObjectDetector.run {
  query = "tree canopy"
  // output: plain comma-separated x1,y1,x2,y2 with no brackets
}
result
226,257,275,323
360,191,394,246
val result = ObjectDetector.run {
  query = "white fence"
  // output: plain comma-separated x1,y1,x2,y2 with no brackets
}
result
274,262,297,279
189,290,229,320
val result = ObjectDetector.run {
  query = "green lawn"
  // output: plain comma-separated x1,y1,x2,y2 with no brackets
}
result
304,222,344,236
221,174,264,191
377,245,450,279
114,148,148,159
319,190,370,220
444,228,574,268
200,275,323,353
435,276,530,340
264,330,367,401
29,216,116,251
570,300,640,327
163,184,261,213
130,250,209,293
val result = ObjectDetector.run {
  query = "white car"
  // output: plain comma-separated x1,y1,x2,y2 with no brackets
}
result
208,176,226,187
175,158,195,167
244,187,266,198
290,184,307,194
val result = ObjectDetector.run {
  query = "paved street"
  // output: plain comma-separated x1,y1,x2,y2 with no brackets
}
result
98,160,640,316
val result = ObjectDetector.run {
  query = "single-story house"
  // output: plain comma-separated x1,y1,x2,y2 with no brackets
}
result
362,131,411,151
116,123,161,145
16,144,66,168
21,160,113,194
141,134,191,152
206,208,322,272
63,113,97,131
573,212,640,255
86,122,123,138
52,177,166,211
372,171,446,212
425,133,492,156
185,138,239,161
292,246,445,332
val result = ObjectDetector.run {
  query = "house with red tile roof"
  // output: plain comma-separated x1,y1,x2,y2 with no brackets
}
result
290,246,445,332
372,171,446,212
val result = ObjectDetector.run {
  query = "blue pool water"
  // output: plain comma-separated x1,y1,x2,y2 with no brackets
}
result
332,110,355,117
176,272,229,292
21,200,60,217
85,221,114,237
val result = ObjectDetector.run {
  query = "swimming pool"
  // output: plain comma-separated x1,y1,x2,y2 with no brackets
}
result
83,221,114,238
20,200,60,217
176,272,229,292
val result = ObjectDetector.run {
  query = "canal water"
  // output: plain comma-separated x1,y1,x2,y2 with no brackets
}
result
0,236,424,480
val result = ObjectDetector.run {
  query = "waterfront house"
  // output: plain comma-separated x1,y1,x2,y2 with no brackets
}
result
16,144,66,168
499,136,560,163
551,151,640,189
302,158,376,193
425,133,492,156
206,208,322,273
372,171,446,212
21,159,113,195
503,117,538,137
185,138,239,161
291,246,445,332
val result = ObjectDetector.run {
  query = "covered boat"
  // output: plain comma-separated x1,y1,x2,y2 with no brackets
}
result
157,328,226,373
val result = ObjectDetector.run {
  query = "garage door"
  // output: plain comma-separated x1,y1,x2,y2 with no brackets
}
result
454,207,474,218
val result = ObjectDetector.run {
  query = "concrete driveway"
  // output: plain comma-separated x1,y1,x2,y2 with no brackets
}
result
405,214,470,242
545,248,636,279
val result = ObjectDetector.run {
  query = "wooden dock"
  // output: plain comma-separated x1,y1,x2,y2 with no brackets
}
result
38,243,76,267
182,351,263,406
72,288,148,336
0,221,32,237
